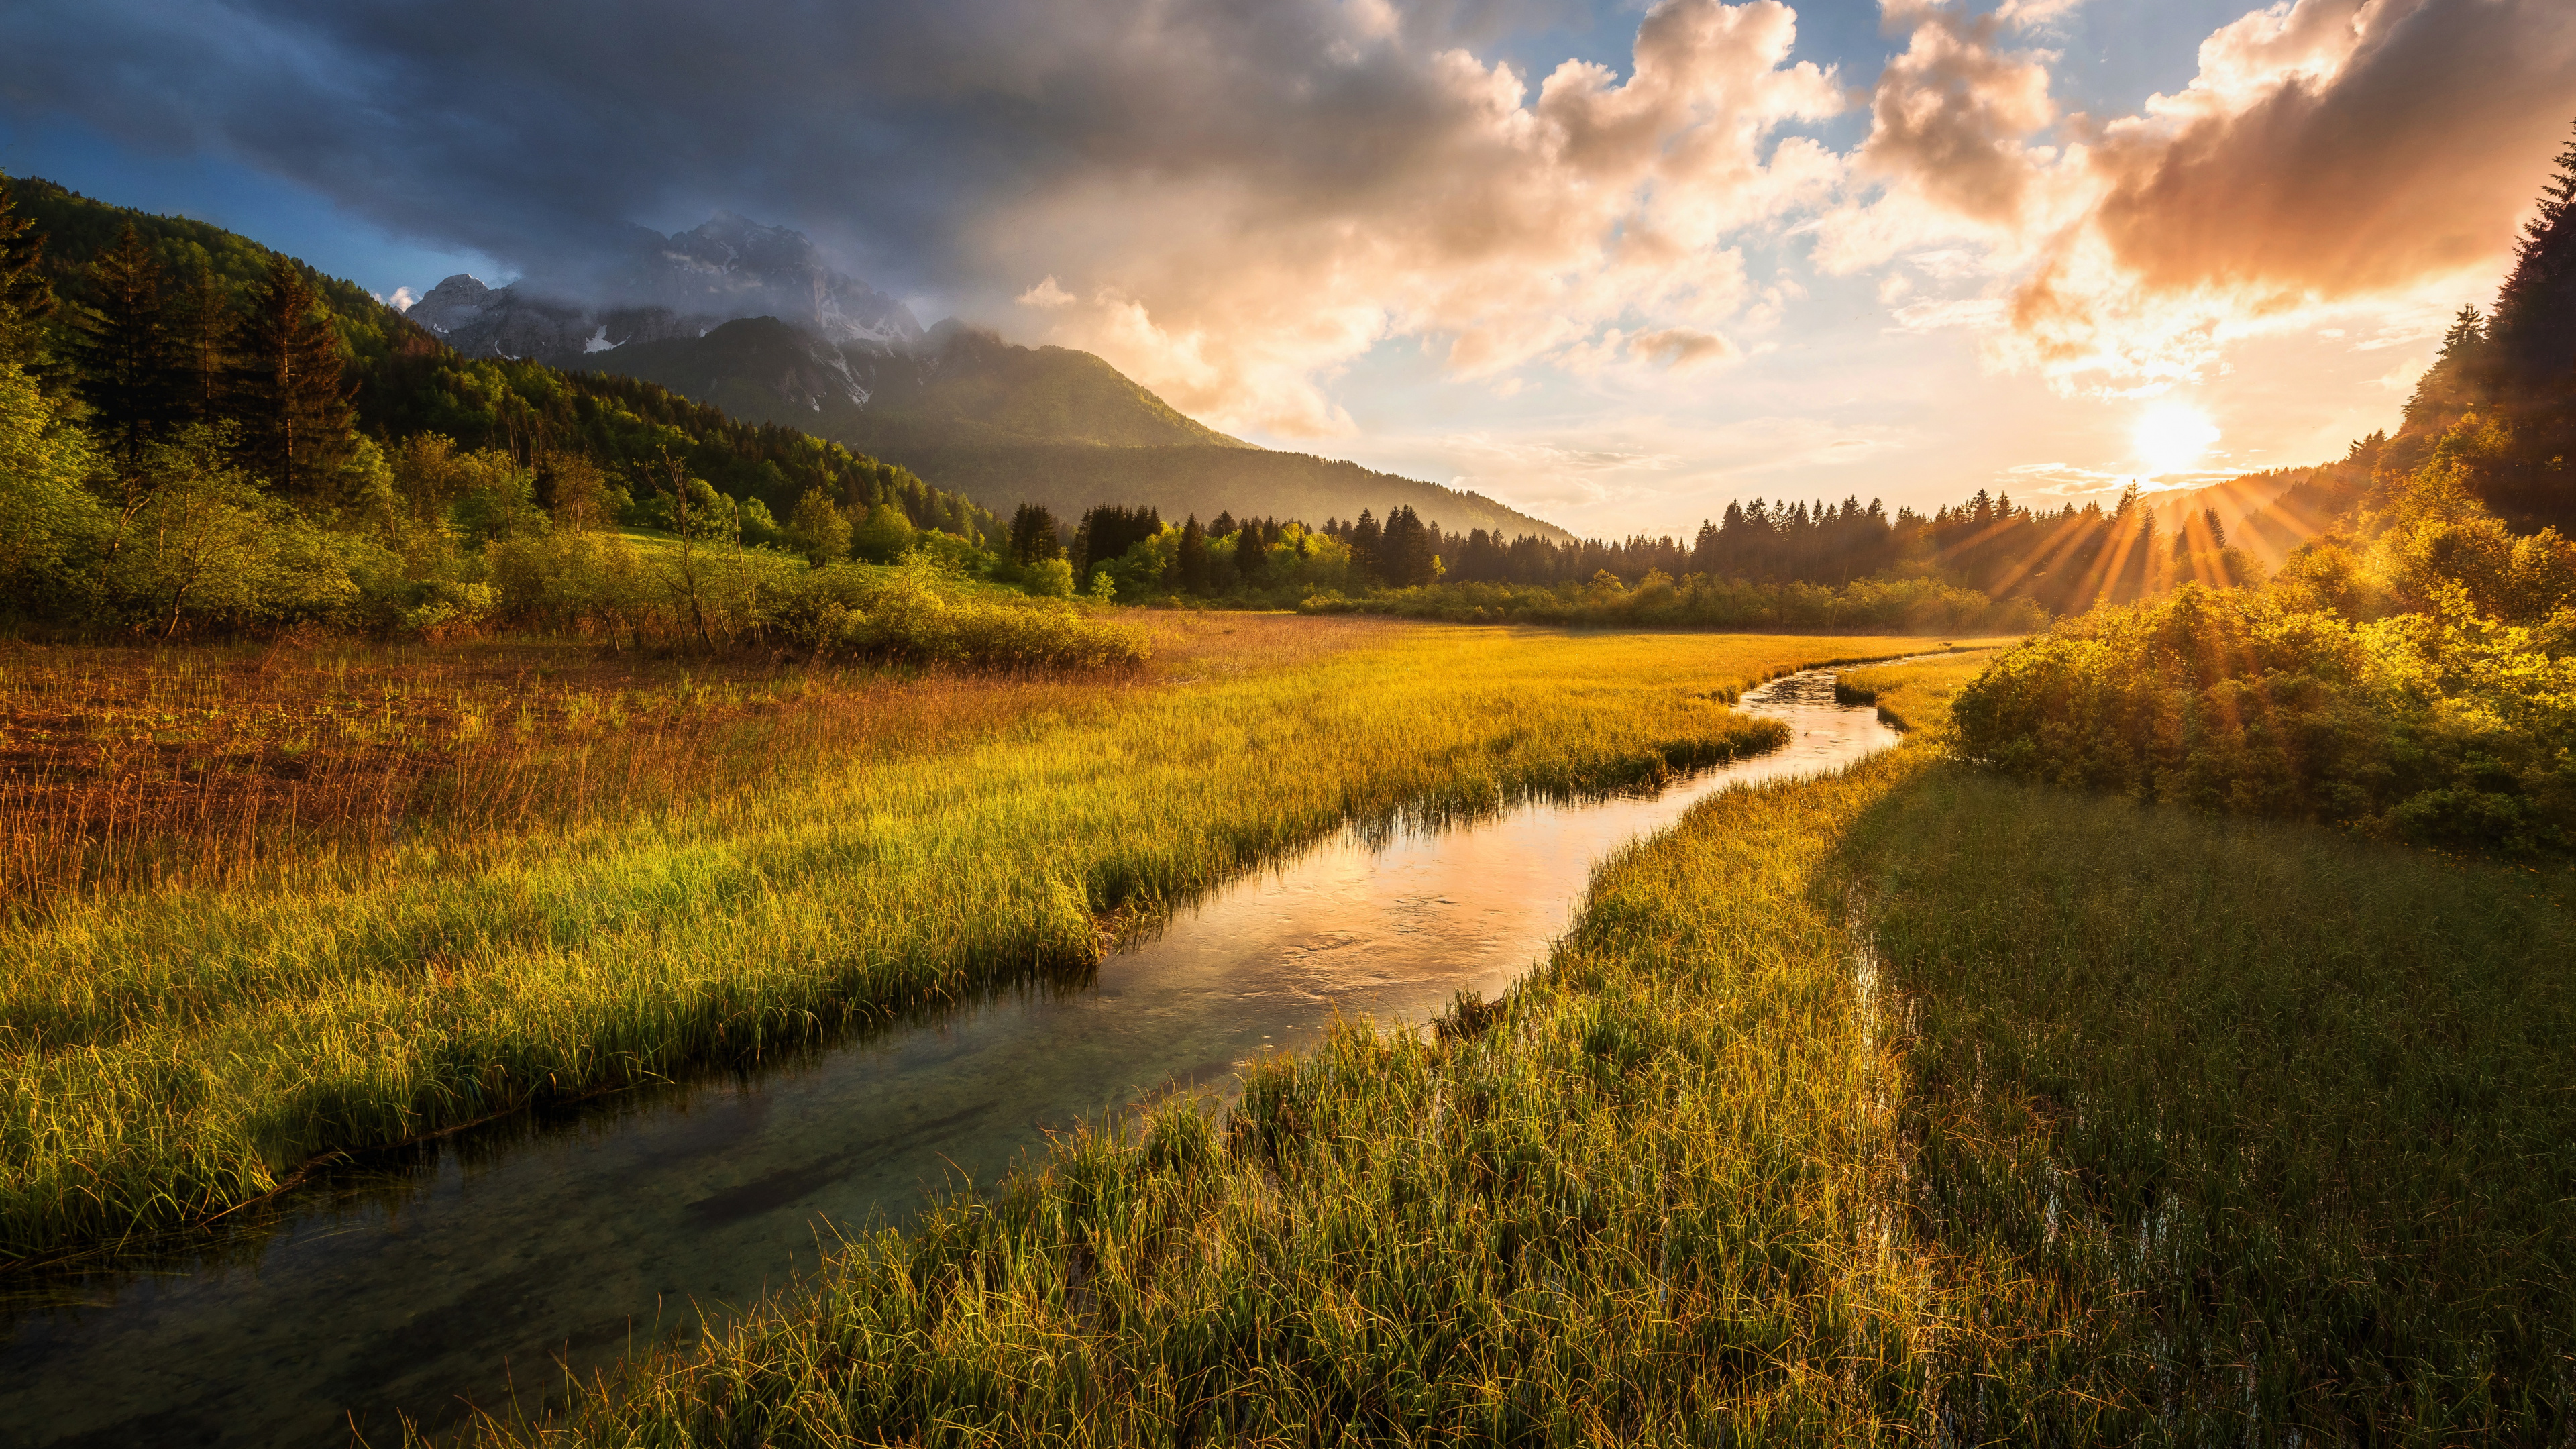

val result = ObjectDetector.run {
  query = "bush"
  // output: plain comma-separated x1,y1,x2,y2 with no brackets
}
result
765,559,1149,669
1953,458,2576,853
1022,557,1075,598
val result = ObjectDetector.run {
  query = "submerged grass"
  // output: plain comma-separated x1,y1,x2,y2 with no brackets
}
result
1,626,1953,1258
458,652,2574,1446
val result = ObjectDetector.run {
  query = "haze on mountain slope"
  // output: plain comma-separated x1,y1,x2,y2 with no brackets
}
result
405,213,1574,545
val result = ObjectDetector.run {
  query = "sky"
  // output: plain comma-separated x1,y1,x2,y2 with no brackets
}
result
5,0,2572,538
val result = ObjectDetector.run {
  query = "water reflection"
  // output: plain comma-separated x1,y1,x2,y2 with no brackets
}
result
0,665,1900,1448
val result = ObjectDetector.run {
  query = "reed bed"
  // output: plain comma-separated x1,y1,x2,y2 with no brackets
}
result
455,655,2573,1446
1,625,1935,1258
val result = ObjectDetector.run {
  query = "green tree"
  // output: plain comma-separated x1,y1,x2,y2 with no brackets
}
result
541,451,615,533
0,172,56,372
737,494,784,549
677,477,737,543
1235,524,1267,586
230,254,355,498
0,360,105,604
1023,556,1075,597
787,488,851,566
2488,116,2576,394
167,262,235,422
1177,515,1212,594
69,225,186,474
105,425,292,639
852,500,918,563
1007,502,1064,565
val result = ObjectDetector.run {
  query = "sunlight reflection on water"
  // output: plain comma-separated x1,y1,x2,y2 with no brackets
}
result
0,663,1904,1448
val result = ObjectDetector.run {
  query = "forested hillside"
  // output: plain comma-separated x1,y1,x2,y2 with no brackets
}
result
0,174,1057,647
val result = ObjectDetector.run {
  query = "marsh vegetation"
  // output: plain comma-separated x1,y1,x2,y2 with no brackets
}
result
440,657,2572,1447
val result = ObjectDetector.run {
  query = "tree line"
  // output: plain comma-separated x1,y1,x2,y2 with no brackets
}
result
0,172,1008,638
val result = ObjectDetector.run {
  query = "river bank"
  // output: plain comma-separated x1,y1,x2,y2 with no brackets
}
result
462,654,2576,1446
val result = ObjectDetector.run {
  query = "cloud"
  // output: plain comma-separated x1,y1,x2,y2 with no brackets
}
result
987,0,1843,432
0,0,1844,437
1854,5,2055,225
1630,327,1737,371
1829,0,2576,395
1016,276,1075,309
8,0,2569,439
376,284,417,311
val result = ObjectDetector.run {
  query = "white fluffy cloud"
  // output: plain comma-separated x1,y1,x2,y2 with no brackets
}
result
989,0,1843,435
1824,0,2576,396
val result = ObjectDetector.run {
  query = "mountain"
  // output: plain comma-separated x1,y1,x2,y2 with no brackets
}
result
406,212,922,361
407,213,1576,544
12,178,1001,543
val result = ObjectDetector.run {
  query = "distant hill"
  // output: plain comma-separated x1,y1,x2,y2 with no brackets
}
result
376,205,1573,543
14,178,1002,541
589,315,1568,541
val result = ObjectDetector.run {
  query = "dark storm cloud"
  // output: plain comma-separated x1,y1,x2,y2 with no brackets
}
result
0,0,1564,292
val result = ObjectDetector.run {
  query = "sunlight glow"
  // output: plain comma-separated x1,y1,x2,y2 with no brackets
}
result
2133,402,2221,476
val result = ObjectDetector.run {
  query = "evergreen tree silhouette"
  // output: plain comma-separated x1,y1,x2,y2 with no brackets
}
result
1177,515,1211,594
0,171,57,372
2489,117,2576,395
231,255,356,497
70,225,186,473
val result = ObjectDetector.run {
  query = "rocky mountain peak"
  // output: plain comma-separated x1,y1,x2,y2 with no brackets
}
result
407,216,922,366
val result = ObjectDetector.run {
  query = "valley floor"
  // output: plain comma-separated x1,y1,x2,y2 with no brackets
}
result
1,620,1964,1260
446,654,2576,1447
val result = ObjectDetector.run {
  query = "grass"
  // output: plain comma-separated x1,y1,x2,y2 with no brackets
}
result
446,652,2575,1446
0,625,1958,1260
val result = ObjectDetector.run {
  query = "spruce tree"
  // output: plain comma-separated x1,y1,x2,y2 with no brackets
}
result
230,254,356,498
70,225,186,474
0,171,58,372
168,262,234,422
1350,508,1382,586
1234,523,1265,585
1008,502,1063,565
1177,515,1211,594
2488,117,2576,395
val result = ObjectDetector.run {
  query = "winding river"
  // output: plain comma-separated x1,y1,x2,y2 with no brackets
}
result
0,665,1904,1448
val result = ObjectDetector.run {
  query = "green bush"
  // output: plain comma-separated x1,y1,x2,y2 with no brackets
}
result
764,559,1148,669
1022,557,1075,597
1955,449,2576,852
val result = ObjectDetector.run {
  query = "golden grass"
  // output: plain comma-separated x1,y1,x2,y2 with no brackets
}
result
1,624,1938,1258
448,650,2575,1446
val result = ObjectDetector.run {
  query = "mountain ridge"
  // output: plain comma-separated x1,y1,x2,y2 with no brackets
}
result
396,211,1576,543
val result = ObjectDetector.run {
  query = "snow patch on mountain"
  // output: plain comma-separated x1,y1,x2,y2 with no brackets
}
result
403,213,923,368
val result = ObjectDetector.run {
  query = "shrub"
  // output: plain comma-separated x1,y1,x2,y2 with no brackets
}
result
1953,461,2576,853
1022,557,1075,598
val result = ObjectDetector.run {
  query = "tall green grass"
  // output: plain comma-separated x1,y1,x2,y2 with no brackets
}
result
2,629,1939,1258
458,654,2574,1446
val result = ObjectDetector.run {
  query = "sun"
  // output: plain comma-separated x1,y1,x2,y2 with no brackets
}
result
2134,401,2220,476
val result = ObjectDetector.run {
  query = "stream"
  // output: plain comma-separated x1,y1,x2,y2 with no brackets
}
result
0,665,1903,1448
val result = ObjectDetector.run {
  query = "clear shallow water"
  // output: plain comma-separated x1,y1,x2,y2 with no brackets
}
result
0,667,1900,1448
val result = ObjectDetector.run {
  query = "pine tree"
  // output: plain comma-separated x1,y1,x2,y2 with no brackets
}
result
2488,117,2576,394
168,262,235,422
1177,515,1212,594
1007,502,1063,565
1234,523,1265,584
70,225,186,473
0,172,57,373
1350,508,1382,586
231,255,356,497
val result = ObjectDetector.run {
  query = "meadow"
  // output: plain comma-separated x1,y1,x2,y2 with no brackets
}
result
447,654,2576,1446
0,622,1964,1259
